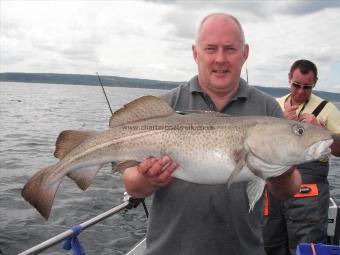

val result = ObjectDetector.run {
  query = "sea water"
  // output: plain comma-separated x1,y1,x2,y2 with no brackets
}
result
0,82,339,255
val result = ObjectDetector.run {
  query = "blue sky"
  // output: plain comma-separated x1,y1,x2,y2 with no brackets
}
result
1,0,340,93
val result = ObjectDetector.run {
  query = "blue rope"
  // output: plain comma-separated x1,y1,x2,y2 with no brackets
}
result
62,225,85,255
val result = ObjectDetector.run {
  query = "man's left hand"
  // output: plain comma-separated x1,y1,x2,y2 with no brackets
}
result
266,167,301,200
299,113,324,127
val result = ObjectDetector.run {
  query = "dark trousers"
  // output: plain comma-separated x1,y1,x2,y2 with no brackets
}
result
262,181,329,255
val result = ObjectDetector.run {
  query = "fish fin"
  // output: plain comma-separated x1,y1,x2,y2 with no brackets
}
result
109,95,174,128
22,164,62,219
246,177,266,211
54,130,96,159
176,110,230,117
227,150,246,187
113,160,140,173
67,165,102,190
202,111,230,117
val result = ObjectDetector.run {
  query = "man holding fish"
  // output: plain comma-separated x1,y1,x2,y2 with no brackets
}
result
22,13,335,255
123,13,304,255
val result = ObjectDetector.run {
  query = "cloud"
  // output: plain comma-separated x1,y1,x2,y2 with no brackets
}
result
279,0,340,15
1,0,339,92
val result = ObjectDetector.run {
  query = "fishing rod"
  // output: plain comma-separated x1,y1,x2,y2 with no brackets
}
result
246,62,249,84
96,72,149,218
96,72,113,114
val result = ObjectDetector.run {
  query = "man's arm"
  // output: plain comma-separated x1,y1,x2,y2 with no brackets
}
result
123,156,177,198
266,167,301,200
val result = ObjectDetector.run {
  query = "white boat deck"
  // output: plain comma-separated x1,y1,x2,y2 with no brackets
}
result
126,238,146,255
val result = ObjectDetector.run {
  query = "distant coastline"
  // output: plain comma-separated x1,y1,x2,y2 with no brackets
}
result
1,72,339,101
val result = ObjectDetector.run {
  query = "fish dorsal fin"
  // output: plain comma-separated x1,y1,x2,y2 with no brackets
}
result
177,110,230,117
109,95,175,128
54,130,96,159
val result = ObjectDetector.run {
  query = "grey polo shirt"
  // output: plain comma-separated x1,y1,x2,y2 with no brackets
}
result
143,76,283,255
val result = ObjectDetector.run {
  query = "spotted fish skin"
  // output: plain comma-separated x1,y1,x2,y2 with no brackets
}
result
22,96,333,219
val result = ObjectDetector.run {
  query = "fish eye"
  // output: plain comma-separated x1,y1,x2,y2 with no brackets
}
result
293,124,305,136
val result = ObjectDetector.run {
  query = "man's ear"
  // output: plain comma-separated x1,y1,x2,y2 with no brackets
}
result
192,44,198,63
288,72,292,83
242,44,249,64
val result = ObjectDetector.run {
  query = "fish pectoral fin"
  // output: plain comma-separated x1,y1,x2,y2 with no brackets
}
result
113,160,140,173
246,177,266,211
109,95,175,128
67,165,102,190
54,130,96,159
22,164,62,220
227,150,246,187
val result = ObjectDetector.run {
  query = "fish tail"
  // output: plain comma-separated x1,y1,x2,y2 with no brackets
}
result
21,164,62,219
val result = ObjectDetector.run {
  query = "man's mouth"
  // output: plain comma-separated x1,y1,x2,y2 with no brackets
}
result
212,69,229,73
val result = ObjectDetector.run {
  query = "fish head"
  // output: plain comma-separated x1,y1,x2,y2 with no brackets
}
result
244,118,333,179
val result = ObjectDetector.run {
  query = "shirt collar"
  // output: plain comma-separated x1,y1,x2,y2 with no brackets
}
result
189,75,202,93
233,78,250,100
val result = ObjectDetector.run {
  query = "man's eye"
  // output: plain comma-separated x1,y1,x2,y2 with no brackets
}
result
205,48,215,53
226,48,236,53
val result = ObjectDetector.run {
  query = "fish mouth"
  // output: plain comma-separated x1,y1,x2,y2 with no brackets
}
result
305,138,333,161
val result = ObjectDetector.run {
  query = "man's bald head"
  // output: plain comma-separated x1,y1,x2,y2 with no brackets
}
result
196,13,245,47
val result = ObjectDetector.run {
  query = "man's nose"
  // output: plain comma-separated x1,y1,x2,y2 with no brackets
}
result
215,48,226,62
296,87,307,94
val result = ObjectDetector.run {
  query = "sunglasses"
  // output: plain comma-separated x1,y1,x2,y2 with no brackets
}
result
290,81,314,90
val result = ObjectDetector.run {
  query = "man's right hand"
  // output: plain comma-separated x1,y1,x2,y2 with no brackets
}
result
283,99,299,120
137,156,178,187
123,156,178,198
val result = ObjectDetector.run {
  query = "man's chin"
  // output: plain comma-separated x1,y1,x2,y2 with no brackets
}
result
294,97,308,104
210,76,231,88
212,72,229,79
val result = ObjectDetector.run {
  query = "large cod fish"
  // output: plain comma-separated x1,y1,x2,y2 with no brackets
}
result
22,96,334,219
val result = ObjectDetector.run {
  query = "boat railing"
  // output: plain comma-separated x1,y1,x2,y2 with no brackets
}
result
328,197,340,245
18,193,145,255
16,196,340,255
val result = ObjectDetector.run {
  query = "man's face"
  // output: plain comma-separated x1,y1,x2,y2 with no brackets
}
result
289,68,316,104
193,16,249,93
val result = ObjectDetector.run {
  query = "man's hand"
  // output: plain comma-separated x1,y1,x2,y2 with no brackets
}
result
283,100,299,120
123,156,178,198
299,113,324,127
284,100,325,127
266,167,301,200
137,156,177,187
